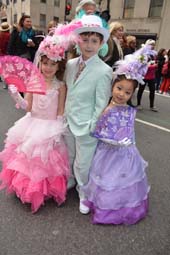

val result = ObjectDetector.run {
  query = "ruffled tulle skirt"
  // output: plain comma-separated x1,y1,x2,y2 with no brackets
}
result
0,113,70,213
82,142,150,225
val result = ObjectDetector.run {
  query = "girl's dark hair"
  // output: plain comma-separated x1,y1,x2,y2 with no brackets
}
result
112,74,138,107
19,15,31,27
40,55,66,81
157,48,166,57
56,59,66,81
80,31,104,42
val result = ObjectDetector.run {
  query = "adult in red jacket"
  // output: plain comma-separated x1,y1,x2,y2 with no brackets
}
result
0,22,11,56
159,49,170,95
137,61,158,112
0,22,11,87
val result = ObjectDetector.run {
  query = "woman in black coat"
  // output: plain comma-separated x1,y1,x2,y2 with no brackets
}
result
7,15,36,62
105,21,124,69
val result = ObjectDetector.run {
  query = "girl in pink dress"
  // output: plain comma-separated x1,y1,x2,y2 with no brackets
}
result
0,33,71,213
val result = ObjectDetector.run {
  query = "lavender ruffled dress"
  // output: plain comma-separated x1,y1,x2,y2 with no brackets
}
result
82,105,150,225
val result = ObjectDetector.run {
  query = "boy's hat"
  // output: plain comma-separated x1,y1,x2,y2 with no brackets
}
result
0,22,11,32
74,14,109,42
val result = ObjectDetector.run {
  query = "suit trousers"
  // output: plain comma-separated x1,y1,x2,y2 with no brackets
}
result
64,127,97,199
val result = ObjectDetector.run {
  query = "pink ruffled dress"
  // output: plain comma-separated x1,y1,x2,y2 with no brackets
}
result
0,79,70,213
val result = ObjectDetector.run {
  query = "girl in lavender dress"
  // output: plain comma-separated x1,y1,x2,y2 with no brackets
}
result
82,45,157,225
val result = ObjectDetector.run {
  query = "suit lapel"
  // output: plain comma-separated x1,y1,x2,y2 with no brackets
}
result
70,58,79,85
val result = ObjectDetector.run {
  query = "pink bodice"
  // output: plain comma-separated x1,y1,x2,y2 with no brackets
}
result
31,79,61,120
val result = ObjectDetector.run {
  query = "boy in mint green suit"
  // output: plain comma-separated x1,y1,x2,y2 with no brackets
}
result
64,15,113,214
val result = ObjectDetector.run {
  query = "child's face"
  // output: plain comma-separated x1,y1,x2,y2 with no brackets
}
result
83,4,96,15
41,58,59,80
78,34,103,60
112,79,134,105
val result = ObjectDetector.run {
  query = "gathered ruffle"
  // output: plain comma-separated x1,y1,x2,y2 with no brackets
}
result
81,142,150,224
87,143,148,190
0,113,70,212
83,176,149,210
0,167,67,213
85,199,149,225
4,112,65,163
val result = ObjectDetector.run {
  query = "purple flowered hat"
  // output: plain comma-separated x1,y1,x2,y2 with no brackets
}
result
114,45,157,84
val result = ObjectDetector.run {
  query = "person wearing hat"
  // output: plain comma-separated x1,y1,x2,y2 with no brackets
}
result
0,22,11,56
75,0,97,18
0,22,11,87
64,14,113,214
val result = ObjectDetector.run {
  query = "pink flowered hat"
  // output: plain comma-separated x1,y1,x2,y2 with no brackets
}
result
37,21,82,62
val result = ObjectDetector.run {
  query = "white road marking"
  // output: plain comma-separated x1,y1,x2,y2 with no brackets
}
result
144,90,170,98
136,118,170,133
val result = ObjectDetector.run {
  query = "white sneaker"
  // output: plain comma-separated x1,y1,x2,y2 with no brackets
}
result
79,200,90,214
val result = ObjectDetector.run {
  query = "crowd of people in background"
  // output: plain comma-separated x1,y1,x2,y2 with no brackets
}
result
1,1,169,105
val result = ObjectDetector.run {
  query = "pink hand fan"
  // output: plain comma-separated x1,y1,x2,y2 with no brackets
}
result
0,56,46,94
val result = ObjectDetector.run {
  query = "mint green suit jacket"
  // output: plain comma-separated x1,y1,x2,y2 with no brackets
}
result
65,55,113,136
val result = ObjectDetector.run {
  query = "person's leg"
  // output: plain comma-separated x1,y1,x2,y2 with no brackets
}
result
74,135,97,192
148,79,155,108
74,134,97,214
137,83,146,107
64,127,76,189
148,79,158,111
164,78,170,93
156,75,161,91
159,78,166,93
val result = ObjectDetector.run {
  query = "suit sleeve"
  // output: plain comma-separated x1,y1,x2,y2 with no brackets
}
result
90,67,113,132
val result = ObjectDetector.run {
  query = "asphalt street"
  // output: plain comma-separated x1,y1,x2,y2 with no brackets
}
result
0,82,170,255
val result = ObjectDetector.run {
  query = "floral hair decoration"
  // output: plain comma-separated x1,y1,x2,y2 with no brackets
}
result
37,21,83,62
114,45,157,84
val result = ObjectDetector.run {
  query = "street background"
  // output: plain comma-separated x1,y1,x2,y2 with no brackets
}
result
0,83,170,255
